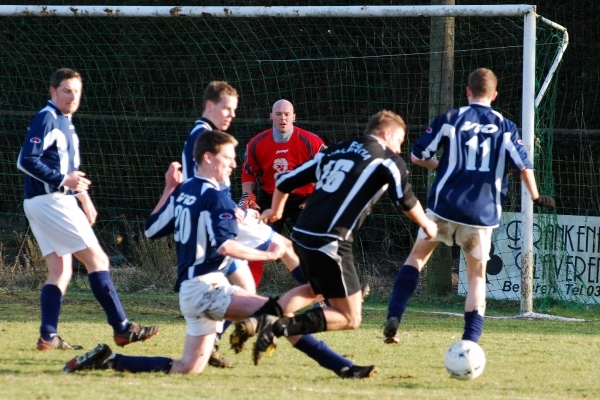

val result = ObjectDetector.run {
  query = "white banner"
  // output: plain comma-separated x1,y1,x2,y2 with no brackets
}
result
458,212,600,303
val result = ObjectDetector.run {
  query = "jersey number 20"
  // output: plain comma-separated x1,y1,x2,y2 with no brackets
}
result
174,205,191,244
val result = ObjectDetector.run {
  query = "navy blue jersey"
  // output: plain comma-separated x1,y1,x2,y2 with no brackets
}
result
17,101,81,199
276,135,417,250
181,117,231,196
182,118,214,180
412,103,533,227
145,176,239,291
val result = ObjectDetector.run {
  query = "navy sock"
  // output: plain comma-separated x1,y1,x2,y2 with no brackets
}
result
88,271,128,333
110,354,173,373
386,265,420,321
290,266,308,284
462,310,485,343
40,284,62,340
293,334,352,374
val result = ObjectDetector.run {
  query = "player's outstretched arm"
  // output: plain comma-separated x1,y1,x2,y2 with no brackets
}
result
260,189,289,223
218,239,284,261
403,202,437,240
411,154,439,170
520,168,556,210
150,162,183,215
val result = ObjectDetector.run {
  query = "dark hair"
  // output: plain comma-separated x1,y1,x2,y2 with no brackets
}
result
203,81,238,109
364,110,406,136
50,68,82,88
193,130,238,164
468,68,498,98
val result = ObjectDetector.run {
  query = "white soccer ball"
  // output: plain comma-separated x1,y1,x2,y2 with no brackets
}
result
444,340,486,381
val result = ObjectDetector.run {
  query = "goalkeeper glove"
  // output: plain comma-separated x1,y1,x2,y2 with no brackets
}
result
533,195,555,210
238,192,260,210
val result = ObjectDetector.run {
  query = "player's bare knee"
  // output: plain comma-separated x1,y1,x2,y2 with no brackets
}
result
347,314,362,329
90,251,110,271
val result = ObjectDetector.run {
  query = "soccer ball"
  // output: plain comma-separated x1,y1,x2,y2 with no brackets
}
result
444,340,486,381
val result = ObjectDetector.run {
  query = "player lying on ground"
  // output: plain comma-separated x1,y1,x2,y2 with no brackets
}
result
63,130,374,378
383,68,555,347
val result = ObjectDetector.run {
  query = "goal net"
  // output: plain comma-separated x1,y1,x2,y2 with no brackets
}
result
0,5,574,310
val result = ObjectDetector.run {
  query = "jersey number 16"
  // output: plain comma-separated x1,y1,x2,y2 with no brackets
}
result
316,159,354,192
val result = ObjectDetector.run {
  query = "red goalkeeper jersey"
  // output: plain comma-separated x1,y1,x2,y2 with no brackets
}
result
242,127,325,196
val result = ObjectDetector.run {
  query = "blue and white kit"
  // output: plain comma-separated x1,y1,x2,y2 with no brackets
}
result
181,118,275,274
17,101,81,199
412,103,533,227
145,176,239,291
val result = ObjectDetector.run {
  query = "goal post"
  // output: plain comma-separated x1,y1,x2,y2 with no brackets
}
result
0,5,571,312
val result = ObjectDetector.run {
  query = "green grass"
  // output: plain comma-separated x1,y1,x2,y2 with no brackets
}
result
1,291,599,399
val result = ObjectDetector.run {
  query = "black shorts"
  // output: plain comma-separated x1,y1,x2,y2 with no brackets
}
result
292,240,361,299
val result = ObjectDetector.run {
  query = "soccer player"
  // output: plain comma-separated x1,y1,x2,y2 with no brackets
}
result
242,110,437,365
240,99,326,285
180,82,310,366
181,84,304,288
181,81,238,182
382,68,556,345
17,68,159,350
64,130,374,378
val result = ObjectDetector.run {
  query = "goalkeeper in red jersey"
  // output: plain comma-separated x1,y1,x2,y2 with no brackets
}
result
240,100,325,285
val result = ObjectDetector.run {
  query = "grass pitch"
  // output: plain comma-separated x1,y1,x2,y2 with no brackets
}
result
0,291,599,399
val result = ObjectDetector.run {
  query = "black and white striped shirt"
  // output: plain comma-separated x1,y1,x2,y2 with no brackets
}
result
276,135,417,248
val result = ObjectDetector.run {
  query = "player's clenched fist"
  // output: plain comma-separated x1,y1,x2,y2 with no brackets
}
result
165,161,183,188
260,208,282,224
265,241,285,260
238,192,260,210
63,170,91,192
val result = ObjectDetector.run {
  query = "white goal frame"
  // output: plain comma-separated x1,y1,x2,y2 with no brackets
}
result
0,5,568,315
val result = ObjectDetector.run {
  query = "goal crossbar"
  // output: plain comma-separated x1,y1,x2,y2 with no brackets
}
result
0,5,535,18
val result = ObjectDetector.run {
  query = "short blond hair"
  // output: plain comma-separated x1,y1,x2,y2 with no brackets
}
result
364,110,406,136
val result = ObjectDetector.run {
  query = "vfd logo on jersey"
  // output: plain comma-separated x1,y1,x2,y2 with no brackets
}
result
30,137,42,144
219,213,234,220
176,193,197,205
272,158,289,174
460,121,499,134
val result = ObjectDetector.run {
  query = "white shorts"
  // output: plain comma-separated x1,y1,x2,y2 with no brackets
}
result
236,213,274,249
418,210,493,261
23,193,98,257
222,214,274,276
178,273,240,336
